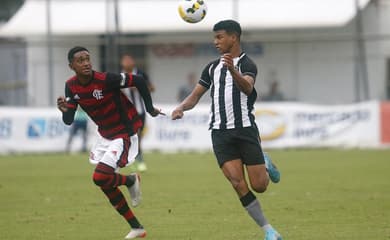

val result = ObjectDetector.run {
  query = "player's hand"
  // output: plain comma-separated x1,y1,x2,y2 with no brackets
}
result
57,96,68,113
222,53,235,72
171,108,184,120
149,107,165,117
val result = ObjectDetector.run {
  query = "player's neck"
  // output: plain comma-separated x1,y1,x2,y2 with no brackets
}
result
77,73,92,85
228,46,241,58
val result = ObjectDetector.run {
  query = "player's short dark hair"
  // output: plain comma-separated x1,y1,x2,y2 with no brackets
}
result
68,46,89,63
213,20,242,39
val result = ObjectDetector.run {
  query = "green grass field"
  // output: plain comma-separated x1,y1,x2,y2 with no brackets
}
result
0,150,389,240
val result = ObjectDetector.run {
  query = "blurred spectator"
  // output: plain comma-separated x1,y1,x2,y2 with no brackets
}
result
66,107,88,152
120,54,155,172
178,72,197,102
263,81,285,102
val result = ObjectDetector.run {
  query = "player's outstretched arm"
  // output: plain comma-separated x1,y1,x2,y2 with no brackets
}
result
57,96,76,125
172,83,207,120
132,75,164,117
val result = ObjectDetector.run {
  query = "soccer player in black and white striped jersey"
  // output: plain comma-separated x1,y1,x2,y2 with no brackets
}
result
121,54,156,172
172,20,283,240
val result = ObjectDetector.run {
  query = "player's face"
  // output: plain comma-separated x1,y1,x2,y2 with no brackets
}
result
213,30,234,54
69,51,92,77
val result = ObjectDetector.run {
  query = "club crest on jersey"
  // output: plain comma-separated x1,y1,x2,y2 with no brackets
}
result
92,89,104,100
74,94,80,100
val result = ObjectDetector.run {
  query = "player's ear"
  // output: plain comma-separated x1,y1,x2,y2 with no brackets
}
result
68,63,74,71
232,33,238,42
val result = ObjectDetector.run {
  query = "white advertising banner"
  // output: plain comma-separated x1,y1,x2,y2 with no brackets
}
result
143,105,211,151
143,101,380,151
0,101,381,154
0,107,71,153
253,101,380,148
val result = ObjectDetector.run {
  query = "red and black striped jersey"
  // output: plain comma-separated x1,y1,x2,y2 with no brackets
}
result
65,71,142,140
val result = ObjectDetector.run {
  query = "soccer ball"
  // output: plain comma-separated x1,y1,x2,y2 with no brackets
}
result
178,0,207,24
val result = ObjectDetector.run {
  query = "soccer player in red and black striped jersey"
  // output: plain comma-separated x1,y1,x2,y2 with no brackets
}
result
57,46,163,239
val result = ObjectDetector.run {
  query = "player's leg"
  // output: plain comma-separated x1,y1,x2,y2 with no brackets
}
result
66,124,77,152
221,159,281,240
93,163,145,237
135,114,147,172
100,136,141,207
245,168,282,240
239,127,282,240
253,125,280,183
239,134,269,193
221,159,250,197
91,136,145,238
80,121,88,152
246,164,269,193
213,129,275,237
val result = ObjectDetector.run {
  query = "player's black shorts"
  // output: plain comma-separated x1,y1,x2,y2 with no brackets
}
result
211,126,265,168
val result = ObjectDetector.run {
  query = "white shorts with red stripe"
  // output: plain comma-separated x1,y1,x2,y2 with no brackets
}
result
89,134,139,170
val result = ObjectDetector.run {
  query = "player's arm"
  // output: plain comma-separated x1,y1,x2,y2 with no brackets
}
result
172,84,208,120
132,75,163,117
142,71,156,93
57,84,77,125
105,72,159,115
222,54,256,96
172,64,211,120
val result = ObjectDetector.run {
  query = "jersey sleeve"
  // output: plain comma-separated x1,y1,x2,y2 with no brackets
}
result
105,72,134,89
240,58,258,81
139,70,151,86
65,83,78,110
198,62,213,89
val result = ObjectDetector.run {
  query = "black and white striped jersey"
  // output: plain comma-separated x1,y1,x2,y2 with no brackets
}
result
199,52,258,130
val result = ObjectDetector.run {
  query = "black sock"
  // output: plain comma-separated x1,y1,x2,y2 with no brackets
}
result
125,174,136,187
240,191,256,207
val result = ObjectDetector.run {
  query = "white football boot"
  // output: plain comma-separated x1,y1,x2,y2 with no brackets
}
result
124,228,147,239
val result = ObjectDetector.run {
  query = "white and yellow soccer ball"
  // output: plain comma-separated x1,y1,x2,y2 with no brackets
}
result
178,0,207,24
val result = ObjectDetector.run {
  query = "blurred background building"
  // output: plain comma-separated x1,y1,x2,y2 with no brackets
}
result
0,0,390,106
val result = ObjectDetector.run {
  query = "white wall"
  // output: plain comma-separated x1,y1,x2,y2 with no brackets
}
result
146,2,389,104
21,1,390,106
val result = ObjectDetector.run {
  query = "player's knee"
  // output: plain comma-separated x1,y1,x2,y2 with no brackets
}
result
252,183,267,193
229,177,246,191
92,171,109,187
251,179,268,193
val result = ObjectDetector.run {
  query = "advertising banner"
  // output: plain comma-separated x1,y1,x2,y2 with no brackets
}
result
380,102,390,144
254,101,380,148
0,107,74,153
0,101,383,154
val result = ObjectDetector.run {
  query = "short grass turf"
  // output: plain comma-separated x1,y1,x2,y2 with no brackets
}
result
0,150,389,240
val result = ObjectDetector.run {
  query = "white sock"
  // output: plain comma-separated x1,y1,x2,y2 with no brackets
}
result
262,224,273,231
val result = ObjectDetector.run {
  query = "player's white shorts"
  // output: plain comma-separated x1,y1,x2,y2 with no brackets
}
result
89,134,139,170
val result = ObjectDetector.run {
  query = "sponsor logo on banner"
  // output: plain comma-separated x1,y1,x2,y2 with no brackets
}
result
255,110,286,141
27,118,69,139
151,113,209,141
0,118,12,139
293,109,370,139
28,118,46,138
